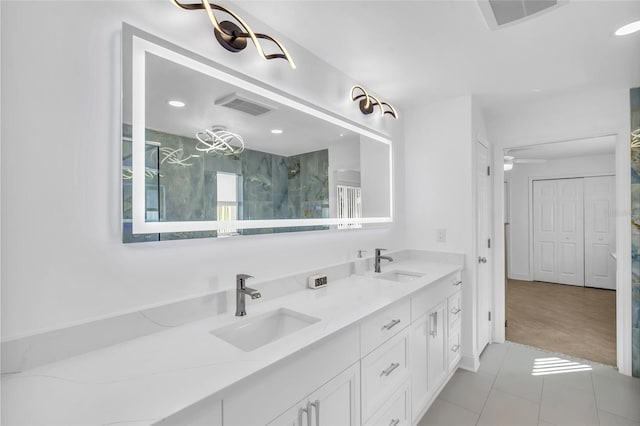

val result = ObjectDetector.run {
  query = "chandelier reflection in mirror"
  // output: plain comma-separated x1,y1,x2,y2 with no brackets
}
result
170,0,296,69
196,126,245,156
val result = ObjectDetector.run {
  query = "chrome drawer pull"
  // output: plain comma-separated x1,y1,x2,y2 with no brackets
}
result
450,308,461,315
380,362,400,377
453,280,462,286
389,419,400,426
382,319,401,330
451,344,460,352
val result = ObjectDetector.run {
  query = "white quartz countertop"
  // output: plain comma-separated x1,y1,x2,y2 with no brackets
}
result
2,260,461,426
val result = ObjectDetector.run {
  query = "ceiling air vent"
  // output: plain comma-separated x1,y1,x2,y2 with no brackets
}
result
214,92,275,116
478,0,566,29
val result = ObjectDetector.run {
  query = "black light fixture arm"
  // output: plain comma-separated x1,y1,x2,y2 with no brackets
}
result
171,0,296,69
350,85,398,119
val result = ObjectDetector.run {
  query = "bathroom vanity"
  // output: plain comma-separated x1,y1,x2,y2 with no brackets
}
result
2,250,463,426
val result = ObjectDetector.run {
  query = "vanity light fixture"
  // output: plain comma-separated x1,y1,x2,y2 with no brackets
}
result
350,85,398,119
168,100,186,107
196,126,245,156
170,0,296,69
615,20,640,36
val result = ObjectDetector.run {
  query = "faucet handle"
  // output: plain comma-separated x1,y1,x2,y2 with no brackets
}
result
236,274,254,282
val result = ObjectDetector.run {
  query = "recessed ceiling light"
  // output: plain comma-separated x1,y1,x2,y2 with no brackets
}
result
271,129,283,134
532,88,542,93
615,20,640,36
168,100,186,108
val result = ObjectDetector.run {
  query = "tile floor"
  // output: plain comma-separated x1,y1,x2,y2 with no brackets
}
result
418,342,640,426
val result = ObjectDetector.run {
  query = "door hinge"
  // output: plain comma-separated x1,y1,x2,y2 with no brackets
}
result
488,238,491,249
487,166,491,176
505,320,508,327
488,311,492,321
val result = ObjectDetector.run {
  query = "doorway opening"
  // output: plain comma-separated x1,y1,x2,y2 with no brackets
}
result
503,135,617,365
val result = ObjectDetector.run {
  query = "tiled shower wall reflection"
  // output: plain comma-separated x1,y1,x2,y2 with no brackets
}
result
631,87,640,377
122,125,329,242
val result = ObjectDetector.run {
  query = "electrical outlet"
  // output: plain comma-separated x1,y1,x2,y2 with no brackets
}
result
437,228,446,243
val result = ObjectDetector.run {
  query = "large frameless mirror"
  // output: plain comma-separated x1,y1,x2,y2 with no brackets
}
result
122,24,392,242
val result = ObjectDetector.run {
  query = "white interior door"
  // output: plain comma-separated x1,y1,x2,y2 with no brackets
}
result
476,141,491,353
584,176,616,290
533,178,584,286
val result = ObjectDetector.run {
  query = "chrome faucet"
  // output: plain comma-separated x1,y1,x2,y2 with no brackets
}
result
374,248,394,273
235,274,261,317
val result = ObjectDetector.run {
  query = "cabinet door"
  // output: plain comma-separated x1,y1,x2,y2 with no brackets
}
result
267,403,308,426
410,314,428,422
268,363,360,426
309,363,360,426
427,301,447,392
410,301,448,423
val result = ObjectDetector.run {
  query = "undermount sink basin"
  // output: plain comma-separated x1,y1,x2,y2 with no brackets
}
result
210,308,320,352
377,270,425,283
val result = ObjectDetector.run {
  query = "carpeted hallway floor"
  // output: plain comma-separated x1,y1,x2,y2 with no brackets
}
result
506,279,616,365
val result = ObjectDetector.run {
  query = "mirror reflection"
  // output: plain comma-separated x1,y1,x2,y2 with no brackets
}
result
122,30,391,242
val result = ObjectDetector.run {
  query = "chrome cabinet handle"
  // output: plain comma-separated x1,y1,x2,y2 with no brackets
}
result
382,319,401,330
389,419,400,426
478,256,487,264
310,400,320,426
429,311,438,337
451,308,461,315
380,362,400,377
453,280,462,286
298,406,308,426
306,401,313,426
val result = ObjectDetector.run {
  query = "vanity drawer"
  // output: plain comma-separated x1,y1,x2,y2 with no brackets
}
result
447,291,461,330
361,298,410,356
361,329,410,422
365,380,410,426
448,328,461,372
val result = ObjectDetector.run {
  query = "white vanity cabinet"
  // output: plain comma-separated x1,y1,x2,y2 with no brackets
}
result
409,272,462,423
267,363,360,426
222,325,360,426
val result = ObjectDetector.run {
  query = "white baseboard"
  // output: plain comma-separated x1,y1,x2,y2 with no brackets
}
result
458,354,479,372
507,273,530,281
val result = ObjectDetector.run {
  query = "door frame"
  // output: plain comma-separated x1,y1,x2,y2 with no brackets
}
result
492,132,633,376
475,140,492,355
527,172,613,282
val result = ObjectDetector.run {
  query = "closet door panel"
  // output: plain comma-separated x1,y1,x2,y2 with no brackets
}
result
533,180,558,282
584,176,616,289
533,178,584,286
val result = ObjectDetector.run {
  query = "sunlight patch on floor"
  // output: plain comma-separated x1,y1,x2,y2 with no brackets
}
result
531,357,593,376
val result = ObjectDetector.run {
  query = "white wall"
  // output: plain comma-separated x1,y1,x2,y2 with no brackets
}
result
404,96,481,368
485,88,631,373
505,154,615,280
0,1,405,339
